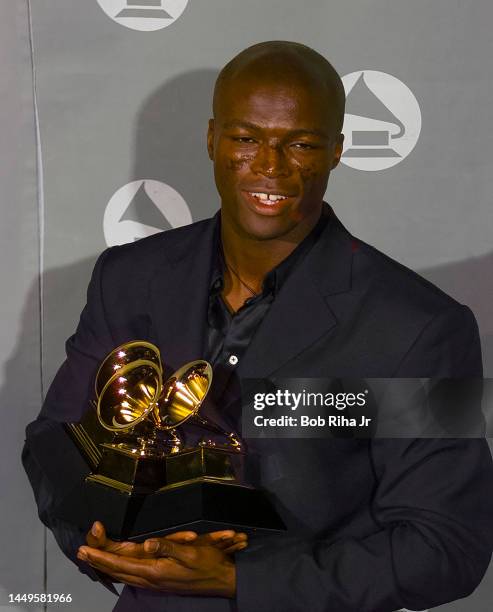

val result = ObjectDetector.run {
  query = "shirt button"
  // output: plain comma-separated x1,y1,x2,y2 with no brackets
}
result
228,355,239,366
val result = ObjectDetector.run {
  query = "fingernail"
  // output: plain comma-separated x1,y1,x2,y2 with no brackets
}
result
145,540,159,553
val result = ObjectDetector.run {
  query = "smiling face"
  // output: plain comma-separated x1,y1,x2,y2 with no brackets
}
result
208,64,344,242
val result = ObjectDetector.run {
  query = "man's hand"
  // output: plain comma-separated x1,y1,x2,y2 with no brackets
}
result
85,521,247,556
78,532,241,597
78,521,248,597
84,521,198,558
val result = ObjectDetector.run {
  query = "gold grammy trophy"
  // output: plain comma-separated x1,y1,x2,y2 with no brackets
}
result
65,341,284,541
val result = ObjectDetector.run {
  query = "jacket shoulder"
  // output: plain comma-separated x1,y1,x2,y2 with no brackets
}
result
100,216,214,277
353,238,465,320
345,239,481,376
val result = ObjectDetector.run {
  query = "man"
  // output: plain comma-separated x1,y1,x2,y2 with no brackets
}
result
23,41,493,611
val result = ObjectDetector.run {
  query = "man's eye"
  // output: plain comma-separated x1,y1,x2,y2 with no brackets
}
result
292,142,314,150
234,137,257,144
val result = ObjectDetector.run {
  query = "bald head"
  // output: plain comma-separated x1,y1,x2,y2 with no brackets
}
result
213,41,346,135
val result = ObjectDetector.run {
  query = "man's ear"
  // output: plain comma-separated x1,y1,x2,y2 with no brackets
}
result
330,133,344,170
207,118,215,160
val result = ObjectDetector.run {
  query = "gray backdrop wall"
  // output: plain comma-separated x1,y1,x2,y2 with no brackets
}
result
1,1,492,611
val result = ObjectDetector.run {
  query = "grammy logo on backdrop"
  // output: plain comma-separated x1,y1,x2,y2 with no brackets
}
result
97,0,190,31
340,70,422,172
342,72,404,159
116,0,172,20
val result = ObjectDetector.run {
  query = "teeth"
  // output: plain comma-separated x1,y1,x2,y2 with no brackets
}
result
250,192,288,203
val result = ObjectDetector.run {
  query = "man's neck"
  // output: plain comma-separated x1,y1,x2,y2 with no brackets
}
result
220,206,323,287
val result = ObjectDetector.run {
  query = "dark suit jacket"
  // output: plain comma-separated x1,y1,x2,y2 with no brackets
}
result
23,205,493,612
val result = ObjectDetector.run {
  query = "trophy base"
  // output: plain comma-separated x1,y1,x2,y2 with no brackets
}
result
59,477,285,541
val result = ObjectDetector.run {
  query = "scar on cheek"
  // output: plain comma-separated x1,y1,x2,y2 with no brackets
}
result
227,158,252,170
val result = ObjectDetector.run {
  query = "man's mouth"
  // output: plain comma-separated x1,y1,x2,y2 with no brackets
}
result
247,192,290,205
241,189,296,216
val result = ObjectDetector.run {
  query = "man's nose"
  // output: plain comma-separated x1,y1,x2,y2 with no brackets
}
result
251,144,290,178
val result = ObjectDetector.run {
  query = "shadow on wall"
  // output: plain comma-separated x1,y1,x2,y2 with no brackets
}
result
419,250,493,377
0,274,43,599
131,68,220,223
0,259,95,600
1,260,118,610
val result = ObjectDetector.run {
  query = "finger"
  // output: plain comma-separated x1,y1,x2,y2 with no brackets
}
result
144,532,197,555
141,539,199,566
79,547,194,582
193,531,236,546
78,547,157,580
197,532,248,549
164,531,198,543
105,540,157,559
86,521,107,548
203,540,231,550
83,524,150,558
219,533,248,546
201,530,236,542
223,541,248,554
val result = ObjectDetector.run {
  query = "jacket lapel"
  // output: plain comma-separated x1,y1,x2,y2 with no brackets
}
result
236,205,354,380
149,215,218,375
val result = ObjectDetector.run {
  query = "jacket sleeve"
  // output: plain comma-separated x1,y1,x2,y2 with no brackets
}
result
235,305,493,612
22,248,118,594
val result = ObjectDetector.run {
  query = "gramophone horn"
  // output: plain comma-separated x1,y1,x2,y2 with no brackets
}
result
95,340,162,398
156,360,213,430
156,361,241,449
97,359,163,432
